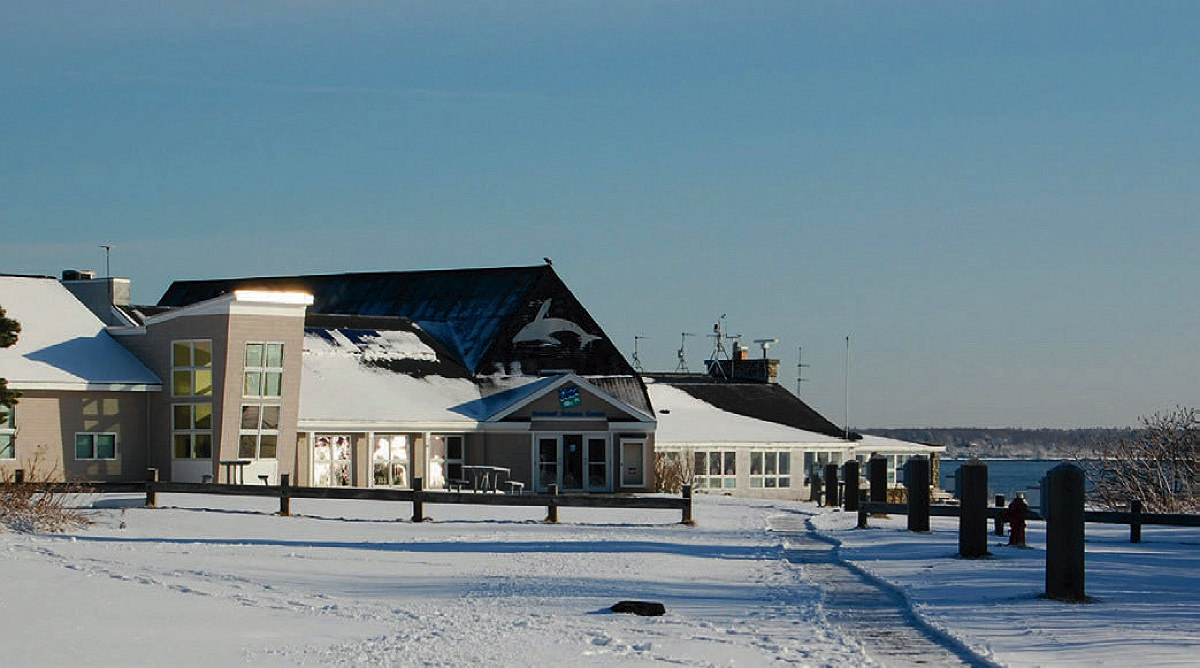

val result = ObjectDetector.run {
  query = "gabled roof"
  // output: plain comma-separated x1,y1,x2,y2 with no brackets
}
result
158,265,636,378
645,373,852,439
0,276,161,391
646,381,847,446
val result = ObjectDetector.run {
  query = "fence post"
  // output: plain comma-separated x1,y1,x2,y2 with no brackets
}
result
13,469,24,484
843,460,860,512
824,463,839,508
1045,463,1086,602
869,454,887,504
857,490,869,529
905,456,930,532
681,484,694,525
145,468,158,509
958,458,988,558
810,473,823,505
279,474,291,517
411,476,425,523
994,495,1006,536
1130,499,1142,544
546,484,559,523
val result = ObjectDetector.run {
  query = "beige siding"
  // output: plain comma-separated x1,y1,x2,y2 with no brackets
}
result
0,390,149,482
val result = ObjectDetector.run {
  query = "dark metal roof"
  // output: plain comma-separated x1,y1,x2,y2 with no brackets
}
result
159,265,636,378
645,374,857,439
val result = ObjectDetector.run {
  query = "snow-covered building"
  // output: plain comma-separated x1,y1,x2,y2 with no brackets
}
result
646,355,943,499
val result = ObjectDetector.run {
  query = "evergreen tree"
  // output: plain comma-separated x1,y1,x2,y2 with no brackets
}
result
0,305,20,408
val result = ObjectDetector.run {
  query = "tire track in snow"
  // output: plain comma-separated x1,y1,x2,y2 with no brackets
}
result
769,512,997,668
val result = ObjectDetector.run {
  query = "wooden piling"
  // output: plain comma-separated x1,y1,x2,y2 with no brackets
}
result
958,458,988,558
546,484,559,523
810,473,823,505
680,484,694,525
1045,463,1086,602
1130,499,1142,544
824,463,839,508
994,495,1006,536
145,468,158,508
279,474,291,517
905,456,930,532
843,460,860,512
869,455,887,504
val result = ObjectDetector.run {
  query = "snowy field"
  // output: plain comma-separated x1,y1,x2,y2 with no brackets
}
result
1,493,1198,667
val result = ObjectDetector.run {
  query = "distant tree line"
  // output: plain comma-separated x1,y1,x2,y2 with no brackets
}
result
862,427,1135,459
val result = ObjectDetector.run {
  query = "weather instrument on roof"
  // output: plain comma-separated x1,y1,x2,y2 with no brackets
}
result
631,335,647,372
753,338,778,359
674,332,695,373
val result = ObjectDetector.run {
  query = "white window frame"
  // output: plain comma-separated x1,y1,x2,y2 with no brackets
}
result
530,432,611,492
171,339,213,398
172,403,213,460
0,405,14,460
371,434,410,488
749,450,792,489
243,341,285,399
238,403,281,460
694,450,737,491
75,432,118,461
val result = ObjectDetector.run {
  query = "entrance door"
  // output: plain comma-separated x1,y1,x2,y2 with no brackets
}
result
562,434,584,491
537,437,558,491
586,437,609,491
621,439,645,488
313,435,353,486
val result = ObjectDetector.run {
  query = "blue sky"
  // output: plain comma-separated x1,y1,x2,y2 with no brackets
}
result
3,2,1198,428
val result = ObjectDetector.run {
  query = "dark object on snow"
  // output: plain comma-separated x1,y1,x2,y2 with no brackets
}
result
610,601,666,616
1004,494,1029,547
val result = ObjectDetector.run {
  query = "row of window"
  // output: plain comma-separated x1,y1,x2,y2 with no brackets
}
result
692,450,793,489
1,407,118,461
172,340,284,399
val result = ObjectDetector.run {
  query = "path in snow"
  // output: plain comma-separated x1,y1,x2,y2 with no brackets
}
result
769,512,991,668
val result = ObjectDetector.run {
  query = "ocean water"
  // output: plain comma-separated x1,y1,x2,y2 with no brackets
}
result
938,459,1070,500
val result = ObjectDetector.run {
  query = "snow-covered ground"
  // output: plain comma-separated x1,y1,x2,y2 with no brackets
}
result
1,494,1197,666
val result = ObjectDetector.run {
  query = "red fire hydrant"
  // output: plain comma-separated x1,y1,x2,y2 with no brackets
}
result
1004,493,1029,547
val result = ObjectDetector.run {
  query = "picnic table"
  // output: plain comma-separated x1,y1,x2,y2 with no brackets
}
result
461,465,512,492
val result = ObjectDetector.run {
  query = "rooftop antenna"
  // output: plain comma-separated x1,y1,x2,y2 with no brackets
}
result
631,335,647,372
674,332,696,373
753,337,778,359
843,334,851,440
796,346,810,396
100,244,112,278
708,315,740,379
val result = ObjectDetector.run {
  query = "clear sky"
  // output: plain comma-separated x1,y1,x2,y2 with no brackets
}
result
3,2,1198,428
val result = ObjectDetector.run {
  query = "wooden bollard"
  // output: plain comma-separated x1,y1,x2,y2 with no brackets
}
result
857,490,869,529
145,468,158,508
810,473,823,505
824,463,839,508
1045,463,1086,602
958,458,988,558
1130,499,1142,544
13,469,24,484
843,460,860,512
279,474,291,517
869,455,887,504
905,456,930,532
681,484,694,525
994,495,1006,536
546,484,559,523
411,476,425,523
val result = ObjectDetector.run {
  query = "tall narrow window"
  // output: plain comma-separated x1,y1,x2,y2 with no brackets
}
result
238,404,280,459
750,451,791,488
172,340,213,397
0,405,14,460
694,451,736,490
244,342,284,398
173,404,213,459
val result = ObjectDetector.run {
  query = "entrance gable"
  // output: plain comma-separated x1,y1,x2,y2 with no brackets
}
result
487,374,653,424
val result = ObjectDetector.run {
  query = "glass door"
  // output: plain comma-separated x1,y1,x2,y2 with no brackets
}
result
314,435,353,487
537,437,559,491
586,437,609,491
562,435,584,491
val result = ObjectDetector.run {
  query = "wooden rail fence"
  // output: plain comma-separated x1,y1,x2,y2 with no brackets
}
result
13,469,696,526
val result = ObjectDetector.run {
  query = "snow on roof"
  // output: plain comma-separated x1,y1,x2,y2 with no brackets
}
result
647,382,848,447
299,328,543,427
0,276,161,391
853,434,945,454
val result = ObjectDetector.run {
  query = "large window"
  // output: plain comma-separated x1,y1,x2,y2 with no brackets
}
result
173,404,213,459
803,451,842,478
238,404,280,459
694,451,737,490
244,342,284,398
0,405,14,460
373,435,409,487
172,340,213,397
75,433,117,460
428,435,464,489
750,451,790,488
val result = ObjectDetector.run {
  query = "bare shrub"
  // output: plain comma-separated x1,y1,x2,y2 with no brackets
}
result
1076,406,1200,513
654,450,695,493
0,450,92,533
